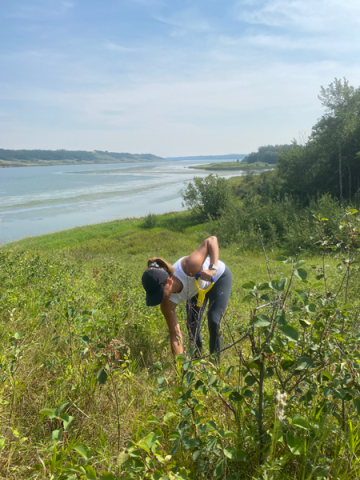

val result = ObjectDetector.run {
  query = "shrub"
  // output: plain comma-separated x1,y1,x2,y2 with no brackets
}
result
180,174,233,221
142,212,157,229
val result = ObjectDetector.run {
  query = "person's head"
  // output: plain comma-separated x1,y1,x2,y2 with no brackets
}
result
141,257,175,306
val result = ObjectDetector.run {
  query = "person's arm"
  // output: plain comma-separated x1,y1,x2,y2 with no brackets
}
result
161,299,184,355
181,236,219,281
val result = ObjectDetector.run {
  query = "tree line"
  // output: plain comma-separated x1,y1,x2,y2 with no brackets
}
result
244,144,293,164
0,149,163,166
181,78,360,251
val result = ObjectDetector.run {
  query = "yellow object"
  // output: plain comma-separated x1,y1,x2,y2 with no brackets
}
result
195,276,215,307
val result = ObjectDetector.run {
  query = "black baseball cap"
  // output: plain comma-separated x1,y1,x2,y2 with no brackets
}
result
142,269,169,306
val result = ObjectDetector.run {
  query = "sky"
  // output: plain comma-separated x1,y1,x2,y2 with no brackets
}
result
0,0,360,157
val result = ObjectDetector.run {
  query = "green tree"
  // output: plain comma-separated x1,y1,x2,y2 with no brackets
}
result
180,174,232,220
318,78,359,202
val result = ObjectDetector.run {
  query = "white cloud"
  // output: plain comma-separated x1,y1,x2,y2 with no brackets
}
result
238,0,360,32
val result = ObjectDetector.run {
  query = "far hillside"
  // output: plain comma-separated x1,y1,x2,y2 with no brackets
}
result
243,144,293,164
0,149,165,168
167,153,247,161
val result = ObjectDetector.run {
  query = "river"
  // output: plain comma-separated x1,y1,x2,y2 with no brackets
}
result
0,159,246,244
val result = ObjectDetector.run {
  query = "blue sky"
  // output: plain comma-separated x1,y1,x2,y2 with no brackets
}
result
1,0,360,156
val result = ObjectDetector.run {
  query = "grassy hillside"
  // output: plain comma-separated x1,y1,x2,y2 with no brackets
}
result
0,149,164,168
1,209,360,479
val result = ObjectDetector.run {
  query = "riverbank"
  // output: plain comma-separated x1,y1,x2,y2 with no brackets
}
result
190,160,274,171
0,149,165,168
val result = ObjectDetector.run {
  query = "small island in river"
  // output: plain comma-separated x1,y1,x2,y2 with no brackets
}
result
190,161,274,171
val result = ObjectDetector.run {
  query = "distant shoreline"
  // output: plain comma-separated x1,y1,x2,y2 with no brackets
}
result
190,161,274,171
0,159,165,168
166,154,247,161
0,149,165,168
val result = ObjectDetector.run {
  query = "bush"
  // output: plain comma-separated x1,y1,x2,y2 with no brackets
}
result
180,174,233,221
215,193,357,253
142,213,157,229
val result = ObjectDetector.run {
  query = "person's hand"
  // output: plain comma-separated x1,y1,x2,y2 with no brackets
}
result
200,269,216,282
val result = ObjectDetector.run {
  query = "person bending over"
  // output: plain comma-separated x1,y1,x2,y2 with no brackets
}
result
141,236,232,358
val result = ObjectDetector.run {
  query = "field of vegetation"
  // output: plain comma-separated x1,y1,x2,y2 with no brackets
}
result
2,192,360,480
1,78,360,479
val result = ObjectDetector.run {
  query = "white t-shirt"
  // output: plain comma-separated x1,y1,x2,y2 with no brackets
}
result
169,256,225,305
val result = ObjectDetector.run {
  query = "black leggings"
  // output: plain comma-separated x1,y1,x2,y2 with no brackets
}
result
186,266,232,356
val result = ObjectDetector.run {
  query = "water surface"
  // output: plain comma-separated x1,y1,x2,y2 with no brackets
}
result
0,159,245,243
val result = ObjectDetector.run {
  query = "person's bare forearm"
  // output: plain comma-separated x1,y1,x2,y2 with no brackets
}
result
206,236,219,267
170,330,184,355
161,301,184,355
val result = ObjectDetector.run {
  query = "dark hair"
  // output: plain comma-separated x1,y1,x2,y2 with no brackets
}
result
147,257,175,276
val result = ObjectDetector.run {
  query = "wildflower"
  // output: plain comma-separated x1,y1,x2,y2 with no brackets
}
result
275,390,287,421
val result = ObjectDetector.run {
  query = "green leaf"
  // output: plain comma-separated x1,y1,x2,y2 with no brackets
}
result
182,361,191,372
214,459,225,478
275,310,287,326
97,368,108,384
74,443,90,460
295,268,308,282
207,374,217,386
353,398,360,417
193,450,201,461
245,376,257,386
340,304,353,310
147,415,160,424
157,375,165,385
51,429,63,441
185,371,195,387
117,452,129,466
224,446,246,461
292,415,309,430
163,412,176,425
286,431,303,455
153,361,163,371
296,356,313,371
279,325,299,342
138,432,157,453
54,401,69,416
242,281,256,289
257,282,270,290
253,315,271,328
305,303,316,313
295,290,308,304
229,391,243,402
269,279,287,291
39,408,56,418
275,256,288,262
178,467,188,479
295,260,306,268
85,465,97,480
100,474,115,480
14,332,24,340
242,295,254,303
61,414,74,430
319,370,332,381
299,319,311,328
